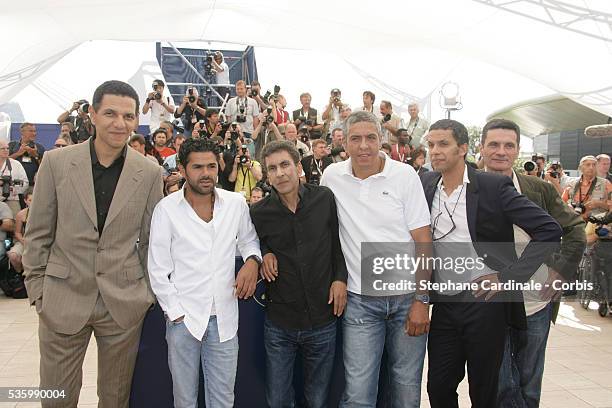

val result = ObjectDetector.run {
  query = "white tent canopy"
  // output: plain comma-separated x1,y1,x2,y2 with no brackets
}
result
2,0,611,123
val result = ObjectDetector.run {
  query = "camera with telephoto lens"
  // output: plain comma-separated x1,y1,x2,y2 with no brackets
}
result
382,113,391,123
271,85,281,102
549,161,561,178
240,147,249,165
250,88,259,98
309,170,321,186
230,122,240,141
0,176,24,199
172,119,185,134
78,100,90,114
204,52,214,75
264,107,274,125
187,88,196,104
299,127,310,143
331,88,341,104
197,120,208,138
571,201,586,215
523,161,536,172
236,105,247,123
153,92,162,100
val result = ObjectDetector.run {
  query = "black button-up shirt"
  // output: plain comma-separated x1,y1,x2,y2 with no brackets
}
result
90,139,126,235
249,183,348,330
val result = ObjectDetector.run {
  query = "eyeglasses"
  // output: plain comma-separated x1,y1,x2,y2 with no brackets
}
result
54,144,67,148
431,202,457,241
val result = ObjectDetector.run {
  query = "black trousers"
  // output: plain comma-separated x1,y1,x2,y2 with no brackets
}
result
427,297,508,408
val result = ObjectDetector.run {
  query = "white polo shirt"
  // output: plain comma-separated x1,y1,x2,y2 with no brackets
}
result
320,155,431,294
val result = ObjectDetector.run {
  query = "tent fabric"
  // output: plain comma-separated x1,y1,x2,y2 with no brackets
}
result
2,0,611,117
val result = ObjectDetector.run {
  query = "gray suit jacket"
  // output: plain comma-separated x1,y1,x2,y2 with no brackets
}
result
23,140,164,334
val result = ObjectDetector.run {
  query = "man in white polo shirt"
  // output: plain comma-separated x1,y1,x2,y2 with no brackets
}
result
320,110,432,408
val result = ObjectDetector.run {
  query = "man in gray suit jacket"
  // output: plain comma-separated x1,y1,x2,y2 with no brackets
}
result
23,80,164,407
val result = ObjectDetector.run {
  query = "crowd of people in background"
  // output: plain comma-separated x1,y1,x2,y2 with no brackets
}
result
0,75,611,408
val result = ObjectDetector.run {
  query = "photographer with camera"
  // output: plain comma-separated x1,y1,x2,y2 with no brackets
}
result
390,128,413,164
271,94,290,126
57,100,95,143
406,103,430,149
225,80,260,139
532,153,546,179
293,92,324,139
379,100,403,145
143,79,175,135
301,139,332,185
175,87,207,134
322,88,344,139
210,52,230,105
328,127,347,163
252,108,283,161
229,145,263,201
562,155,612,220
9,123,45,187
248,80,268,112
543,160,571,195
0,139,29,216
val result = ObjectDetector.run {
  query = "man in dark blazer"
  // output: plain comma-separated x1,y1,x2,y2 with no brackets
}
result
292,92,324,139
420,119,562,408
479,118,585,408
23,80,164,407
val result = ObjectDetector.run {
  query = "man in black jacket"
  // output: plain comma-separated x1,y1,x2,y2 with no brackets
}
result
420,119,562,408
250,140,347,408
301,139,333,185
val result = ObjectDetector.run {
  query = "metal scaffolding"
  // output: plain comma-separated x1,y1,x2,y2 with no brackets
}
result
473,0,612,43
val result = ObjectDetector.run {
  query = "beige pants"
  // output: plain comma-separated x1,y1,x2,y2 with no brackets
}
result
38,293,143,408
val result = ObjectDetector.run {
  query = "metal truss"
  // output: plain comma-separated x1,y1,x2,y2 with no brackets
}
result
473,0,612,43
343,59,433,120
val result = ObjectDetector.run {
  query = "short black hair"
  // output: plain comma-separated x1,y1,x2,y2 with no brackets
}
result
92,80,140,115
261,140,300,167
481,118,521,146
363,90,375,103
205,108,219,118
152,129,167,139
153,79,165,88
178,138,220,167
429,119,469,146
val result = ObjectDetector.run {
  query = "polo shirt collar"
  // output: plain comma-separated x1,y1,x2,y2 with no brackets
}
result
343,152,390,179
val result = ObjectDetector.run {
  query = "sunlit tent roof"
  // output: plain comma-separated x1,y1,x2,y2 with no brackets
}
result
2,0,612,126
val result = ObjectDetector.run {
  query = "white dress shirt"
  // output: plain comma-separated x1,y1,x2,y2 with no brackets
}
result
431,164,496,294
148,187,261,342
511,171,549,316
320,154,431,294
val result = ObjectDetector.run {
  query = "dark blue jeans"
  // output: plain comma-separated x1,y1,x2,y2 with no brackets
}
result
497,302,553,408
264,316,337,408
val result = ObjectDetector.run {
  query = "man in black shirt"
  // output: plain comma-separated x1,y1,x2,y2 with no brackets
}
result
90,139,126,234
9,123,46,186
250,140,347,408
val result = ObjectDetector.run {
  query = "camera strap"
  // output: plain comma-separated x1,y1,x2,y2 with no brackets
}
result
574,176,597,203
409,118,419,137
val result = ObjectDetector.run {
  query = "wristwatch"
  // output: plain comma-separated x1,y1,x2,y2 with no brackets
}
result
245,254,262,268
414,294,430,304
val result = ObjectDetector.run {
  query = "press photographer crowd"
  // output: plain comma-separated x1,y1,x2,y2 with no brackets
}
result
0,76,611,408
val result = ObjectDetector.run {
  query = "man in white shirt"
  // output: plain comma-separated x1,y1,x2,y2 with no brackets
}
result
148,137,261,408
0,138,29,216
320,111,432,407
211,52,231,105
379,100,403,145
225,80,260,138
142,79,175,134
